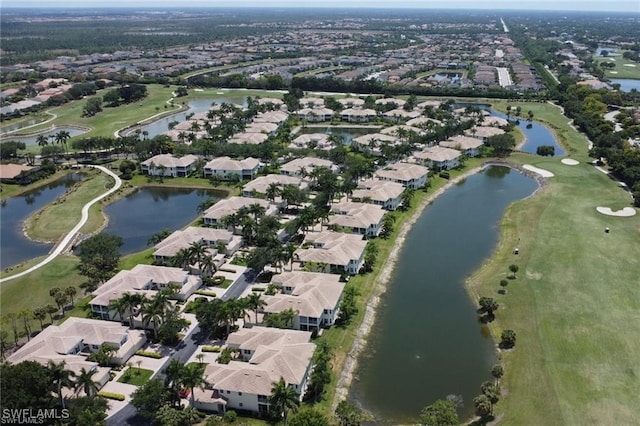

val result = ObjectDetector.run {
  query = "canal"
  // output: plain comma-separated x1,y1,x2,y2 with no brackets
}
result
353,165,539,423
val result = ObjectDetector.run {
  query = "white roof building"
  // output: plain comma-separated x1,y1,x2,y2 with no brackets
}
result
295,231,367,275
374,162,429,189
280,156,336,177
203,196,278,227
140,154,199,177
352,178,405,211
242,174,308,198
414,146,462,170
203,156,261,181
328,201,386,237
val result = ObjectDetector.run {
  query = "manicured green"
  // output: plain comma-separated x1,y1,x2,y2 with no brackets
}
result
117,368,154,386
0,256,84,332
467,111,640,423
119,248,155,270
593,55,640,79
24,169,114,242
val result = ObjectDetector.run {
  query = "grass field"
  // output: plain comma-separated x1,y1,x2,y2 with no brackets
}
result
594,55,640,80
22,168,114,242
117,367,154,387
467,105,640,424
0,255,85,333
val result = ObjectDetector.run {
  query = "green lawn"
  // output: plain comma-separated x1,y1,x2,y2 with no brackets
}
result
594,55,640,80
0,256,86,333
117,367,154,386
467,108,640,424
23,168,114,242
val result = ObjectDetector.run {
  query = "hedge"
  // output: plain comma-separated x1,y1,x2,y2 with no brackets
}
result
251,287,266,292
135,350,162,359
97,391,125,401
195,290,217,297
202,346,222,353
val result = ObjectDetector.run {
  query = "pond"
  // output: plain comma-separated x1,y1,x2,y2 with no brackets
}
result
352,165,539,424
102,186,225,255
126,97,249,139
0,126,89,146
297,126,380,145
609,78,640,93
0,173,82,270
489,109,566,156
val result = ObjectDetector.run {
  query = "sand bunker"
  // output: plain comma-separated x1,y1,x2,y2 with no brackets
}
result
623,64,637,67
596,207,637,217
561,158,579,165
610,71,619,74
523,164,554,177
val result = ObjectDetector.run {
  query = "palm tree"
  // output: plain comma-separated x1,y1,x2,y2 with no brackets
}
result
65,286,77,307
121,293,146,329
108,297,128,324
19,309,32,341
48,360,76,409
181,363,206,407
54,130,71,154
36,134,49,147
248,203,266,222
171,247,192,270
265,183,280,203
188,241,209,273
74,367,101,397
32,307,47,331
163,358,185,407
284,243,297,271
45,304,58,325
269,377,300,426
245,293,267,324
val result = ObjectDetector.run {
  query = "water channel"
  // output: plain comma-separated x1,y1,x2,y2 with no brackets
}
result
353,165,539,423
0,173,82,270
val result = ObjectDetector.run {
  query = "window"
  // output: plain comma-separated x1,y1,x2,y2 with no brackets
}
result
238,392,242,396
239,403,243,407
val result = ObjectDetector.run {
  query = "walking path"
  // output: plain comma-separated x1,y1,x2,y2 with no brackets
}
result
0,165,122,283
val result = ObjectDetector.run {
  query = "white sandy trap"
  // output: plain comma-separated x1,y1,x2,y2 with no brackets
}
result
596,207,637,217
523,164,554,177
623,64,637,67
561,158,579,165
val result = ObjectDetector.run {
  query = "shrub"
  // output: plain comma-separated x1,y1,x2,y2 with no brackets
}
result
500,329,517,349
97,391,125,401
536,145,555,156
195,290,217,297
135,350,162,359
224,410,238,423
202,346,221,353
251,287,266,292
211,275,225,285
439,171,450,179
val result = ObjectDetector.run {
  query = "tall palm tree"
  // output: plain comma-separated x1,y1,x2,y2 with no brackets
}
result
108,298,128,324
163,358,185,408
245,293,267,324
32,307,47,331
48,360,76,409
181,363,206,407
36,134,49,147
265,183,280,203
269,377,300,426
74,367,101,398
143,291,171,340
19,309,32,341
121,293,146,329
188,241,209,273
248,203,266,222
284,243,297,271
65,286,77,307
171,247,192,270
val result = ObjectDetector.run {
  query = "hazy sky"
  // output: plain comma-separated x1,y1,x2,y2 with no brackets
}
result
2,0,639,13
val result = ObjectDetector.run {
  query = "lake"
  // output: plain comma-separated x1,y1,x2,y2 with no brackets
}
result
0,173,82,270
609,78,640,93
0,126,89,146
353,165,539,423
102,186,225,255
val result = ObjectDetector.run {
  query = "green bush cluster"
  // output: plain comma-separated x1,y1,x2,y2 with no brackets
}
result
97,391,126,401
202,346,221,353
135,350,163,359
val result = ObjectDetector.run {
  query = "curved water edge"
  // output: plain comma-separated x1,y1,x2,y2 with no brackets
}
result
0,125,91,145
335,161,543,422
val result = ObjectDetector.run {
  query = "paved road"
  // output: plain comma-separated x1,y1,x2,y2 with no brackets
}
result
221,269,256,301
0,165,122,283
106,325,208,426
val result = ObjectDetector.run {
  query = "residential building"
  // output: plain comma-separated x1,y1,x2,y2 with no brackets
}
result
374,162,429,189
440,135,484,157
7,317,146,390
280,156,336,177
297,107,334,122
203,196,278,227
140,154,199,177
328,201,385,237
414,146,462,170
153,226,241,263
203,157,261,181
289,133,333,150
89,265,201,321
193,327,315,415
262,271,345,331
351,178,405,210
242,174,308,198
469,126,505,142
340,108,377,123
294,231,367,275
